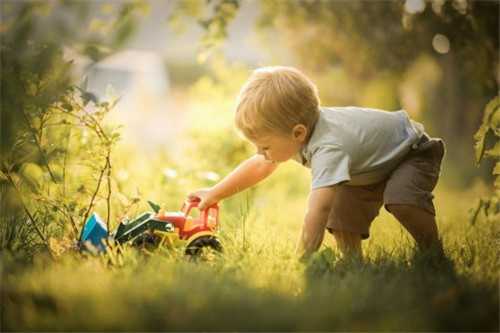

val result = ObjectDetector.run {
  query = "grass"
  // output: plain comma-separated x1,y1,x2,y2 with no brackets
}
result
1,161,499,331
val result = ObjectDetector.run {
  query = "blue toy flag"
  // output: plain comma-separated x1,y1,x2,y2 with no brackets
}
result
80,213,108,252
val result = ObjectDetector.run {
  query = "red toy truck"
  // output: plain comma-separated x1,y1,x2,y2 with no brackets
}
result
81,197,222,256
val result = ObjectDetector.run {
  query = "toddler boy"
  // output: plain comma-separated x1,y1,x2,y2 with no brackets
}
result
189,66,445,259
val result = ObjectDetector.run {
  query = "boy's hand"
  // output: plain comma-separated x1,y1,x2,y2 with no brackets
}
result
188,188,219,210
296,186,336,259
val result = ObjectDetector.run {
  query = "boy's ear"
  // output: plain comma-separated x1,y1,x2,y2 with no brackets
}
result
292,124,308,142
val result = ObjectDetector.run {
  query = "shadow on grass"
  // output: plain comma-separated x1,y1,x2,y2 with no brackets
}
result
2,246,498,331
302,247,499,331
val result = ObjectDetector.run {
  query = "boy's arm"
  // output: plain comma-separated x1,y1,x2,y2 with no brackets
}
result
189,154,278,209
296,186,336,260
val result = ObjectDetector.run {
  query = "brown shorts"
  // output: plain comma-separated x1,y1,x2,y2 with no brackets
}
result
326,135,445,239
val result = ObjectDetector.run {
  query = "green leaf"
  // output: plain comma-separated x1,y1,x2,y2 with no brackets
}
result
0,169,8,181
485,141,500,159
19,162,44,192
147,200,161,213
492,104,500,136
493,162,500,175
109,96,121,110
81,91,99,106
474,96,500,164
62,102,73,112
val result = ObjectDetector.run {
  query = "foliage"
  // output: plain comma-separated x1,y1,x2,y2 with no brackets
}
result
0,67,122,253
257,1,497,174
169,0,240,62
470,97,500,224
0,1,143,254
474,97,500,166
188,0,498,183
258,1,497,81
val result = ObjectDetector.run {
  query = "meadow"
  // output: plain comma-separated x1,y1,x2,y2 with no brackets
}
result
2,166,498,331
2,68,499,330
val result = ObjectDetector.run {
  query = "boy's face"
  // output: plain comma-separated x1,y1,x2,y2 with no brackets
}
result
250,125,308,163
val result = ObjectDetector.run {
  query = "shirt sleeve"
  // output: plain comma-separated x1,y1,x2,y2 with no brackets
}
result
310,145,351,189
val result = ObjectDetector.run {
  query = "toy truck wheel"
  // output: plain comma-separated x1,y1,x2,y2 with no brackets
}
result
185,235,222,257
132,232,158,248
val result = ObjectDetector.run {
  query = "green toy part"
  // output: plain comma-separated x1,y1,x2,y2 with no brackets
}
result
114,212,174,243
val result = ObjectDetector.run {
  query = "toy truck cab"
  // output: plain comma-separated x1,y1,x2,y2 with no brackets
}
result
177,197,219,239
156,197,222,255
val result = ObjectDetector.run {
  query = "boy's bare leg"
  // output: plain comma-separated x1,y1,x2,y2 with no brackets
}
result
386,204,443,253
330,230,363,258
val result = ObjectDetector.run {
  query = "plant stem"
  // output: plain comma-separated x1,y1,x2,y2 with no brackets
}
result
62,123,72,198
4,171,48,246
20,109,57,183
106,149,112,232
81,157,107,228
34,195,79,237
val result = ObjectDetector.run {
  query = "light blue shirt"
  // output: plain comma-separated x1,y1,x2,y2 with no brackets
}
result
295,106,424,188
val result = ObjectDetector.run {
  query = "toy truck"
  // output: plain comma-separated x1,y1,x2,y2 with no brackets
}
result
80,197,222,256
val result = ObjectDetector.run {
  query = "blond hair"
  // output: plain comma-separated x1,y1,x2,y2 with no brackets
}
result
235,66,320,140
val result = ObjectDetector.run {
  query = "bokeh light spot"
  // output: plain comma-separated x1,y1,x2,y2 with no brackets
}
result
163,168,178,179
432,34,450,54
199,171,220,182
404,0,426,14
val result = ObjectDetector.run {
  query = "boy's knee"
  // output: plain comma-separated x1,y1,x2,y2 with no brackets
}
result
386,204,440,247
386,204,431,220
386,204,437,231
330,230,362,256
